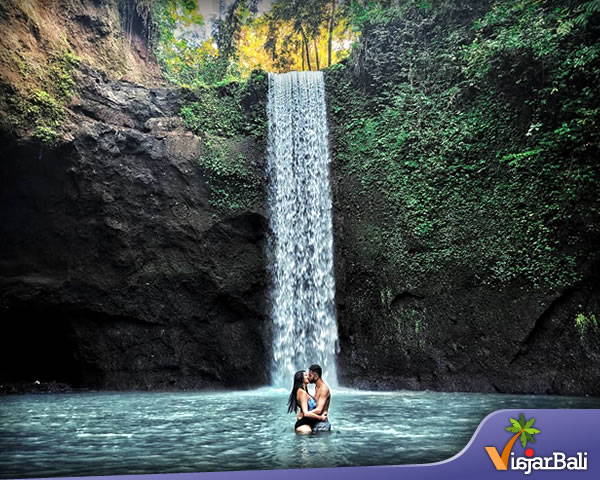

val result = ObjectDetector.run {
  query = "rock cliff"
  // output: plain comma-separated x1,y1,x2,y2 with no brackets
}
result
0,1,270,390
1,0,598,396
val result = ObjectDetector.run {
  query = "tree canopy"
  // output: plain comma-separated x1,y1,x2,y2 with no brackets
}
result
148,0,355,87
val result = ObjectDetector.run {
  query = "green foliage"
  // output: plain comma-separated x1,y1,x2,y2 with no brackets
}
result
499,149,543,168
32,126,59,146
575,313,598,338
150,0,221,88
180,89,243,137
48,48,81,101
149,0,258,88
380,286,393,306
177,69,266,213
265,0,331,70
393,306,427,350
348,0,395,32
179,69,267,139
213,0,258,63
239,70,268,138
463,1,579,102
326,0,600,290
16,87,67,144
194,135,262,212
181,0,198,13
575,0,600,27
4,45,80,143
24,89,65,127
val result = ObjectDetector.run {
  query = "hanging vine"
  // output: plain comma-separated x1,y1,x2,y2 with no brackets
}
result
118,0,153,47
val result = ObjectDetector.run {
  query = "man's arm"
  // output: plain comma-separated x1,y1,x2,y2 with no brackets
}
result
298,392,327,421
310,385,329,415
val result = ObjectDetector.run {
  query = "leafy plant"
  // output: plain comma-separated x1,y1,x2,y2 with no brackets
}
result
4,44,80,142
48,48,81,101
193,135,262,212
575,0,600,27
325,0,599,292
32,126,59,146
575,313,598,338
25,89,64,127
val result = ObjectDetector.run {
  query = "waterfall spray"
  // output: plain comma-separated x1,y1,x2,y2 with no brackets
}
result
266,71,339,387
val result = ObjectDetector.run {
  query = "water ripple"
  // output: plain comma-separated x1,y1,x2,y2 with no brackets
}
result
0,389,598,478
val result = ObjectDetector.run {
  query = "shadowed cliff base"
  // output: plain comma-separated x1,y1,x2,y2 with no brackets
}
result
0,59,270,392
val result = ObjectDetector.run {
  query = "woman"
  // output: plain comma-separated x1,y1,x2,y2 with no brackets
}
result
287,370,327,434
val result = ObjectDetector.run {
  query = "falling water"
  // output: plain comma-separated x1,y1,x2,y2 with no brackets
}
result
266,71,339,387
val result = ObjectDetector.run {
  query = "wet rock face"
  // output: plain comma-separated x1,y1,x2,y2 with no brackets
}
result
3,60,597,397
330,156,600,397
0,64,270,390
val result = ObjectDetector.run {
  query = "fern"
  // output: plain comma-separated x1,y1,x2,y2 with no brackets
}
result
575,0,600,26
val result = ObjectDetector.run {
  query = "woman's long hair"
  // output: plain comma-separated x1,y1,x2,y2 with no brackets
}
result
287,370,305,413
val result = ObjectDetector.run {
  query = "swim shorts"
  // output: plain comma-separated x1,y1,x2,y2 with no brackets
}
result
294,417,319,430
312,421,332,432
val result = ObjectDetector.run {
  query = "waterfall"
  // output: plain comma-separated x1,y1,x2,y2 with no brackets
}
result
266,71,339,388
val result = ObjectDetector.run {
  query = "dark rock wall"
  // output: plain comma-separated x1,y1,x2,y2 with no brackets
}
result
2,60,598,395
2,0,599,397
0,65,270,390
331,222,600,395
325,2,600,396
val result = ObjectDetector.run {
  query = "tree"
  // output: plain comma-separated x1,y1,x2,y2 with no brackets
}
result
212,0,260,71
265,0,330,70
327,0,336,67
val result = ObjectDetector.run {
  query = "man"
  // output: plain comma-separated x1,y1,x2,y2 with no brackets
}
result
307,364,332,432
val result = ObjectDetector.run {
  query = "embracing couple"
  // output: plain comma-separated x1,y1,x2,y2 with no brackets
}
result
287,364,332,434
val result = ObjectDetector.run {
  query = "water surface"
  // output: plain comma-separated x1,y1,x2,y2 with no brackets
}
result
1,388,599,478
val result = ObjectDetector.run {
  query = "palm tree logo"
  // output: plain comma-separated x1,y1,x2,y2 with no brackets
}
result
485,413,541,470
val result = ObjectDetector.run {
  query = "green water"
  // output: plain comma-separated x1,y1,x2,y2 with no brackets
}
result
1,388,598,478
